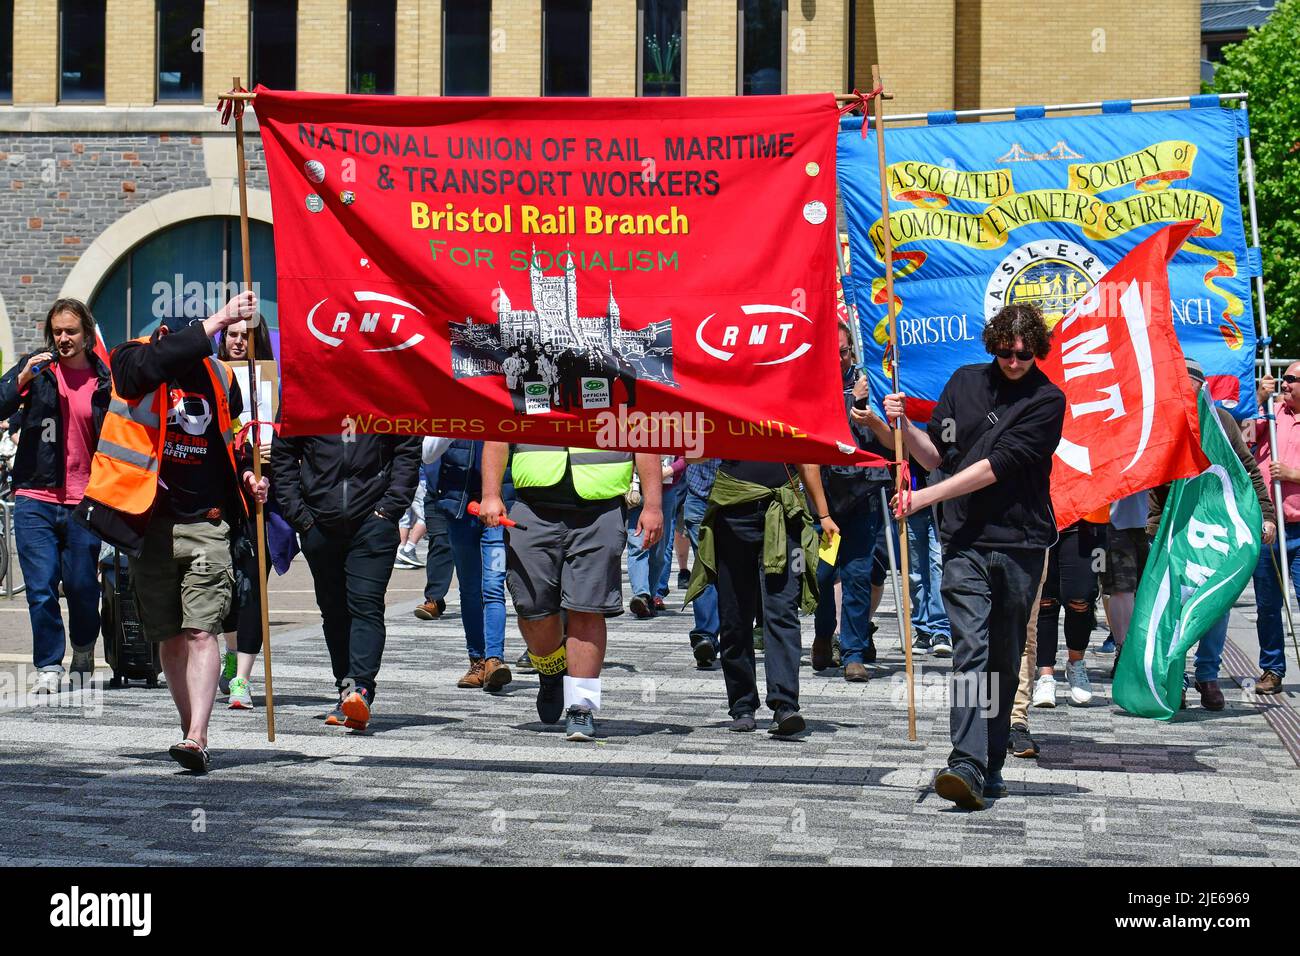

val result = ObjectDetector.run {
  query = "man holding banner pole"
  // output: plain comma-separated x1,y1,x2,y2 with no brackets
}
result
885,303,1065,811
1249,367,1300,693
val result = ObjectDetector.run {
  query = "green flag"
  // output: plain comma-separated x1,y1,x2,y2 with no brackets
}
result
1114,389,1262,720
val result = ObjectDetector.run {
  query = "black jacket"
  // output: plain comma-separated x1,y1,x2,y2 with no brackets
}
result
0,350,112,491
74,322,253,556
927,361,1066,551
270,432,421,533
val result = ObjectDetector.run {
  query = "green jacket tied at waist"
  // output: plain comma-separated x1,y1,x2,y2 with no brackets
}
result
682,469,820,615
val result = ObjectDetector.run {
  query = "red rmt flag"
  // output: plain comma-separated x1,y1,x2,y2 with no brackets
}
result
1040,220,1210,529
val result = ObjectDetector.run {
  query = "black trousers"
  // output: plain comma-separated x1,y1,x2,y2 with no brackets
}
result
713,506,802,719
942,545,1045,781
300,515,399,698
423,498,454,604
1036,522,1105,668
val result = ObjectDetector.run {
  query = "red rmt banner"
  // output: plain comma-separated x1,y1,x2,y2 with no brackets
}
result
253,88,882,465
1041,220,1210,528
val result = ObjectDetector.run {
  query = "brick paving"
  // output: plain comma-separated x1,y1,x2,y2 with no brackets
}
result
0,581,1298,866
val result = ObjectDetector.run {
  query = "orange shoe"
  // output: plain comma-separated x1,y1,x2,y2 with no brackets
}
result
341,687,372,729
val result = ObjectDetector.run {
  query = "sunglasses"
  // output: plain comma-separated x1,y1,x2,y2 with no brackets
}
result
994,348,1035,361
1283,375,1300,385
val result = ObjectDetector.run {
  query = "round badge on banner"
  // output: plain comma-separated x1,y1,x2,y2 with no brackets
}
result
805,162,820,177
339,190,356,205
305,193,325,213
304,160,326,183
803,200,828,225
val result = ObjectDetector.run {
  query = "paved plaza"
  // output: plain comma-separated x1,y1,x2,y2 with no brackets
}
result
0,566,1298,867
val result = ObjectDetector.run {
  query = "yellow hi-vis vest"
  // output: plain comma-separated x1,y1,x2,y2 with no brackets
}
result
511,445,633,501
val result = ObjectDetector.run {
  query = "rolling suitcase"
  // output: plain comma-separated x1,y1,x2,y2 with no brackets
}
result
101,550,161,688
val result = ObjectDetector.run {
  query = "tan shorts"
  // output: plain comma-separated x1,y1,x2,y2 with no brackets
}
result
130,517,234,641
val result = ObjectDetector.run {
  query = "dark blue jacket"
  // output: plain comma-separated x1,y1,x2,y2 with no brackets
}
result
432,440,514,520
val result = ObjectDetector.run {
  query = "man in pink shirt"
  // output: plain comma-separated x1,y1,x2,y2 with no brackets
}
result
0,300,111,695
1250,366,1300,696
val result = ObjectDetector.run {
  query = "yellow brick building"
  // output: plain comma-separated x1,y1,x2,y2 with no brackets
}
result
4,1,1200,110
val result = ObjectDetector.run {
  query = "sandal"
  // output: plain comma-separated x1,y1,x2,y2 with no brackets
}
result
168,738,211,773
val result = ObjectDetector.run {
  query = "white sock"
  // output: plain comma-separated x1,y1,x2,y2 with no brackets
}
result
563,676,601,712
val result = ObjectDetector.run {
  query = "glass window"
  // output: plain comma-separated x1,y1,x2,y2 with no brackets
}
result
739,0,783,95
443,0,490,96
543,0,590,97
0,0,13,102
639,0,683,96
88,218,279,347
157,0,204,102
59,0,106,102
348,0,396,95
251,0,297,91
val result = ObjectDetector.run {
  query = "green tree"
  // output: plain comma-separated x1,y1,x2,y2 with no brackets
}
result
1211,0,1300,357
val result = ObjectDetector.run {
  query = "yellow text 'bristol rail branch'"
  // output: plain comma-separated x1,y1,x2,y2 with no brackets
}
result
410,203,690,236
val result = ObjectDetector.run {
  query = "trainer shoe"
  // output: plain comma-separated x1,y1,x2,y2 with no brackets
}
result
537,670,565,724
729,713,757,732
393,545,423,569
565,707,596,741
219,651,237,695
1065,660,1093,705
516,650,535,672
933,764,985,811
413,599,445,621
324,694,348,727
341,687,372,730
1100,636,1116,654
457,658,486,689
483,657,512,691
912,631,932,655
228,676,253,709
1008,723,1039,758
677,569,690,590
1031,674,1058,708
929,633,954,657
33,670,61,695
768,707,806,737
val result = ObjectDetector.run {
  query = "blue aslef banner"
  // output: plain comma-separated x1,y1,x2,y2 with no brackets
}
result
838,105,1256,419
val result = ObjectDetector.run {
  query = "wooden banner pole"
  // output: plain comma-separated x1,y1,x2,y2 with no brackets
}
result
232,77,276,743
871,65,917,742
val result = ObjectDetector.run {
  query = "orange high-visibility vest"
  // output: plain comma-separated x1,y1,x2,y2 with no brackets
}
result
83,336,242,516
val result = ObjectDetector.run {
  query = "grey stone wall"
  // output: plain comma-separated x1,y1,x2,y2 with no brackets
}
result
0,131,269,359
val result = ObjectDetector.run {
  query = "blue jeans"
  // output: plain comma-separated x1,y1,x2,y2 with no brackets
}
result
1251,525,1298,676
14,497,102,670
908,507,951,639
1194,613,1231,683
447,515,506,660
654,482,682,597
816,497,883,665
627,485,678,599
682,490,718,643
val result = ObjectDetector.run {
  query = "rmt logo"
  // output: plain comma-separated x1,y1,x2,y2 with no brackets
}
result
694,304,813,366
306,290,426,353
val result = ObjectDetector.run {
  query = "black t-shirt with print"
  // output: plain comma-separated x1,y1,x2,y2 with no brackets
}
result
158,366,243,522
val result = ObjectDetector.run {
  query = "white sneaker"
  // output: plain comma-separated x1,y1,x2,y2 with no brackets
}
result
1031,674,1057,708
393,545,423,569
1065,660,1093,705
33,670,62,695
